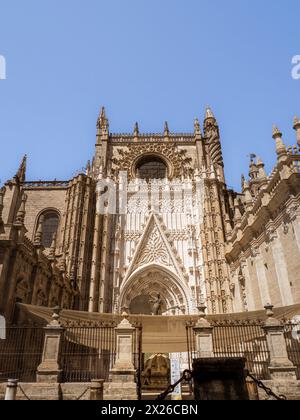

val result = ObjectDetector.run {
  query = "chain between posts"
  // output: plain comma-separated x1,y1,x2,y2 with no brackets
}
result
156,369,287,401
75,387,90,400
17,385,31,401
14,384,90,401
245,371,287,401
156,370,193,401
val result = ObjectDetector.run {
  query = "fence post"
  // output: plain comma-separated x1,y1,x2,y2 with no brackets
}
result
193,302,214,358
104,314,138,400
36,307,65,383
90,379,104,400
5,379,18,400
263,304,297,380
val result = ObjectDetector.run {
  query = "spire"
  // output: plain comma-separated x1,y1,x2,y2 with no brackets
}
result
205,106,215,120
234,198,242,225
164,121,169,137
134,122,139,138
203,106,224,178
256,157,268,188
96,106,109,136
293,116,300,148
15,155,27,183
194,118,202,138
248,154,258,180
272,125,287,162
86,160,91,177
0,187,6,224
243,180,253,211
241,174,246,192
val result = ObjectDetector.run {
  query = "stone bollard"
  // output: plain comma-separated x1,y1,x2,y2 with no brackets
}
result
90,379,104,400
263,304,297,380
5,379,18,401
193,302,214,358
36,306,65,383
246,375,259,401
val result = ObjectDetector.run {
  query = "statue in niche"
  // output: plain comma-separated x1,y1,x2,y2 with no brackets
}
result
150,293,164,315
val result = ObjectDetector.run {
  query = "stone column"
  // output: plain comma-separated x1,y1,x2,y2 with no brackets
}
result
263,304,297,380
36,307,64,383
193,303,214,358
254,250,271,307
104,315,138,400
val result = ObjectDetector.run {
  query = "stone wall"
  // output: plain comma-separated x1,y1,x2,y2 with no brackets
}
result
23,187,67,241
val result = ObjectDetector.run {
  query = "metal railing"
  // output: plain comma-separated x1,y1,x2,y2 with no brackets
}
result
60,322,117,383
60,321,143,384
212,320,270,380
0,326,44,383
186,320,270,380
284,322,300,379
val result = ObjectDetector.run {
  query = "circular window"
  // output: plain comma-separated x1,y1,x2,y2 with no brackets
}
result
136,156,167,180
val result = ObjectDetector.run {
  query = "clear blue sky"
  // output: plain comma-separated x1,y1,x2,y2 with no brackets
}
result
0,0,299,190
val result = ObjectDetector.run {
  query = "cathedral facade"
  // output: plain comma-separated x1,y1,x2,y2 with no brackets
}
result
1,108,300,323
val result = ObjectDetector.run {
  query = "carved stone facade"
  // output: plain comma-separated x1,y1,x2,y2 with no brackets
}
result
1,109,300,322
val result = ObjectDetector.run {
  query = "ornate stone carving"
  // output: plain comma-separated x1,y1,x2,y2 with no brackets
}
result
204,111,224,168
111,144,193,179
136,226,170,267
286,204,299,221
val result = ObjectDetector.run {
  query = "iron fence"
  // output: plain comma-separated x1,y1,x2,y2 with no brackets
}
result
284,322,300,379
186,320,270,380
0,326,44,383
60,321,143,385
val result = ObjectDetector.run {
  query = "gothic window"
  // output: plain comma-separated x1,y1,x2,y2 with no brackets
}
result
136,156,167,180
37,211,60,248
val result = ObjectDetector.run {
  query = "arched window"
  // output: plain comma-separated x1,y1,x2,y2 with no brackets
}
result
37,211,60,248
136,156,167,180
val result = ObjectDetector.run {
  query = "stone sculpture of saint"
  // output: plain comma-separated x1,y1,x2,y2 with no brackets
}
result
150,293,163,316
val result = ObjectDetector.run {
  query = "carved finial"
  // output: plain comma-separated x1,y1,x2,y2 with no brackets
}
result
293,116,300,147
194,118,202,137
243,180,253,211
34,215,44,245
49,232,57,259
164,121,169,137
256,157,268,188
205,106,215,120
86,160,91,177
49,306,62,327
241,174,246,191
248,155,258,180
225,215,233,236
134,122,139,137
96,106,109,135
234,197,242,225
272,125,287,161
293,116,300,127
0,187,6,224
264,303,274,317
197,299,207,318
15,155,27,183
58,254,66,273
15,193,27,226
272,125,282,138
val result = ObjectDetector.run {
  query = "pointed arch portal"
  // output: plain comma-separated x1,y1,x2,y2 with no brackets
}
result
119,264,191,315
